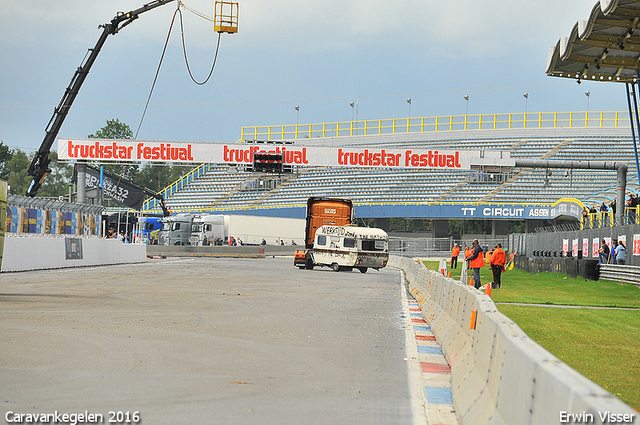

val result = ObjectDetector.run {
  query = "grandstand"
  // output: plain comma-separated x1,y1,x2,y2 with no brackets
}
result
141,112,639,222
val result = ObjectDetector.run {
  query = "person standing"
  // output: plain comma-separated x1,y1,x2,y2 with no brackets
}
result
581,206,589,229
466,239,485,289
617,241,627,265
451,244,460,269
490,243,507,289
600,202,609,227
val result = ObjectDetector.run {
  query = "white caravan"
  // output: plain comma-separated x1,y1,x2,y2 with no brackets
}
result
310,225,389,272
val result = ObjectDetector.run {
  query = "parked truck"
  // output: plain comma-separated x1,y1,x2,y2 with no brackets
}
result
294,197,355,270
158,213,193,246
189,214,228,246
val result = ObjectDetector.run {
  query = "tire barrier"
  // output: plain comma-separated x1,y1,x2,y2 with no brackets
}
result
387,255,635,425
513,256,600,280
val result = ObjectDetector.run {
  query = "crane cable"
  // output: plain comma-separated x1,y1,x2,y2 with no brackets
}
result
177,2,222,86
135,7,179,140
135,1,221,139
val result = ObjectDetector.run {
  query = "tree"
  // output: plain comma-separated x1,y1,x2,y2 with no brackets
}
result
0,141,13,180
38,151,72,198
87,119,139,181
7,149,31,196
88,119,133,139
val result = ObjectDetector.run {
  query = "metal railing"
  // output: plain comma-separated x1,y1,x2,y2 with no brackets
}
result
599,264,640,286
241,111,630,142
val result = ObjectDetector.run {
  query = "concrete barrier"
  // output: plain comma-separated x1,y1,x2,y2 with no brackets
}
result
146,244,298,258
388,255,636,425
2,236,146,272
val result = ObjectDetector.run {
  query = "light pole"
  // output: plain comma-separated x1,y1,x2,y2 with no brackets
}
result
406,98,412,118
294,105,299,125
585,91,590,112
523,93,528,114
464,95,469,115
349,102,355,122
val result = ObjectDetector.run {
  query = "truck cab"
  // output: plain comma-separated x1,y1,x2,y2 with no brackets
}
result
158,213,193,246
189,214,228,246
294,197,354,269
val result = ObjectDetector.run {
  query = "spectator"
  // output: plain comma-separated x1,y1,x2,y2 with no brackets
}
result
261,238,267,246
629,195,638,225
464,245,471,259
611,240,617,264
465,239,485,289
451,243,460,269
490,243,506,289
617,241,627,265
581,206,589,229
291,240,297,246
600,202,609,227
598,239,610,264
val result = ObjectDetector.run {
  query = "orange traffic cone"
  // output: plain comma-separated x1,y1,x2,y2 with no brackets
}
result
448,271,451,278
485,283,491,297
469,277,474,286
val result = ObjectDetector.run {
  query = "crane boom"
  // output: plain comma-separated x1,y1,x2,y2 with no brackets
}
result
26,0,176,197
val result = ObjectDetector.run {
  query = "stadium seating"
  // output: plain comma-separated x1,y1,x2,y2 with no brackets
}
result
144,133,640,215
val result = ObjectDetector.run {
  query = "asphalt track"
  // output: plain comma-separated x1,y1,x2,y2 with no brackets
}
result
0,257,424,425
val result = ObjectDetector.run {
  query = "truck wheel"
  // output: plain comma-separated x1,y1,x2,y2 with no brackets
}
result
298,266,306,270
331,263,340,272
359,267,368,273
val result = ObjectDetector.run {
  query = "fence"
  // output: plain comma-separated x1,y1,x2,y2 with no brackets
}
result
6,195,103,237
512,223,640,267
389,236,509,258
241,111,631,142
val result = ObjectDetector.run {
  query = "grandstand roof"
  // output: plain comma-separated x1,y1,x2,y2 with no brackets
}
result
546,0,640,83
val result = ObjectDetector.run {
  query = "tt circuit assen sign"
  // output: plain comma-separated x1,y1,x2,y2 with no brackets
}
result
58,138,512,170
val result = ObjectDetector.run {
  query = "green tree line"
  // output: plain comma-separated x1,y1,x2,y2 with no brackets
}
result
3,119,192,202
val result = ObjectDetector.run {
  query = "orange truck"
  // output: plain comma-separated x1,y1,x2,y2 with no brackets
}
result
294,197,354,270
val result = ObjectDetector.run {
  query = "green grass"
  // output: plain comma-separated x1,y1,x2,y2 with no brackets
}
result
423,260,640,409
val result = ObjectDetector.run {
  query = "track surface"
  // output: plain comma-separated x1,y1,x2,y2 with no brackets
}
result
0,257,418,424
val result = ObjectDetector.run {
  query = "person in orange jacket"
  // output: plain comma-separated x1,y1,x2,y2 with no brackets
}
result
490,243,507,289
465,239,485,289
451,243,460,269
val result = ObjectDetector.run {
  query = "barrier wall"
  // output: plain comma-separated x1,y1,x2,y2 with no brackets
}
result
388,256,635,425
2,237,146,272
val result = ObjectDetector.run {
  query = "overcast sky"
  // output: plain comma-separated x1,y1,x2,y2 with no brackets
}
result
0,0,624,152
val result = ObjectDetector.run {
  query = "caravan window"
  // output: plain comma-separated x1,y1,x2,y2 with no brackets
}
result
362,239,386,251
343,238,356,248
317,235,326,246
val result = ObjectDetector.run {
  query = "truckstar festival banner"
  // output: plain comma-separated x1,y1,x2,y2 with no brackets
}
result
57,138,511,170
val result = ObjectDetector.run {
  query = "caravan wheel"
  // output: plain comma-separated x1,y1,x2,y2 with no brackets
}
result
331,263,340,272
